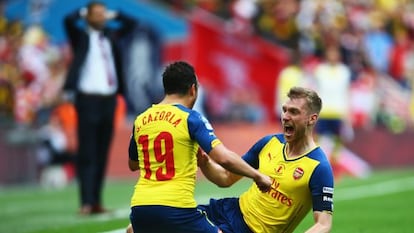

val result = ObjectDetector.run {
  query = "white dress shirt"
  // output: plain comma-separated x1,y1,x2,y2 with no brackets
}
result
78,28,117,95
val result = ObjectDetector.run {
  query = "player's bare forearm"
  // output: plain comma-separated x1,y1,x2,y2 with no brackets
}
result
304,211,332,233
197,151,240,187
208,144,271,192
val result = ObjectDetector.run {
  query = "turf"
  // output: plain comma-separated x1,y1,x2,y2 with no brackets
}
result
0,168,413,233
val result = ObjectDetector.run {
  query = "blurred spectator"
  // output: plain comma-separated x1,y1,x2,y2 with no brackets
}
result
36,101,77,189
0,75,13,117
404,42,414,126
252,0,300,49
313,45,352,179
296,0,346,33
0,20,23,113
227,0,258,35
349,63,378,129
274,50,308,118
362,10,393,73
388,29,412,89
339,28,366,80
16,25,62,126
38,46,67,123
375,74,411,133
296,0,346,57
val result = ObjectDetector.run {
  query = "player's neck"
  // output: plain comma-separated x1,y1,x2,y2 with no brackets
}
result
285,138,316,159
160,95,191,108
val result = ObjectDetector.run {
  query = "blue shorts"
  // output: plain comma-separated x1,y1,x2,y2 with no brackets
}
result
130,205,221,233
197,198,253,233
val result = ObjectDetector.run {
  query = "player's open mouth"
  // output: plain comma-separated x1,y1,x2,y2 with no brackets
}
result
284,125,294,135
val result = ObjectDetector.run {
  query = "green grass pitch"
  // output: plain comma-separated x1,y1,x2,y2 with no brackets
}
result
1,168,413,233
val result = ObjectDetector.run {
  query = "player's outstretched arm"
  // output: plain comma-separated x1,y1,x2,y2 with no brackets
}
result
197,149,242,187
304,211,332,233
207,144,271,192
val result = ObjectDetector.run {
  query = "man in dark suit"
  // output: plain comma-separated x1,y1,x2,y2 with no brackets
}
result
63,1,136,215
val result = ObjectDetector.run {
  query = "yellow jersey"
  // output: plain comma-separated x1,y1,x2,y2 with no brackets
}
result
240,134,334,233
129,104,221,208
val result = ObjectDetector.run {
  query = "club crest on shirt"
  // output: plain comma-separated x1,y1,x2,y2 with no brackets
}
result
293,167,304,180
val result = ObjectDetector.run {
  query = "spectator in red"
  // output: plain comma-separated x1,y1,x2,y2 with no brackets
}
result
388,29,412,89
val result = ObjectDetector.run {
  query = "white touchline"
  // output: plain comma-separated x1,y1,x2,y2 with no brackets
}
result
334,176,414,201
95,208,130,221
100,230,126,233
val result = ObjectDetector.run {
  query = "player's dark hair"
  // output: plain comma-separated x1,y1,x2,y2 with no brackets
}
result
87,1,105,12
162,61,198,95
287,86,322,114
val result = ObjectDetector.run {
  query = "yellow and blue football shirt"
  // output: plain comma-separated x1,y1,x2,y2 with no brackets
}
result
129,104,221,208
239,134,334,233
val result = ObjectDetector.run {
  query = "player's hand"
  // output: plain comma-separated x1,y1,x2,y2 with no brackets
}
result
196,148,209,167
106,10,118,20
254,174,272,192
126,223,133,233
80,7,87,17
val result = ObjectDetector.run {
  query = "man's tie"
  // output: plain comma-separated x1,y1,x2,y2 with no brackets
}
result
98,33,115,86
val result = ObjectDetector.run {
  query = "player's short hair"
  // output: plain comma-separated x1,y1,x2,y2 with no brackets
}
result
87,1,105,12
287,86,322,114
162,61,198,95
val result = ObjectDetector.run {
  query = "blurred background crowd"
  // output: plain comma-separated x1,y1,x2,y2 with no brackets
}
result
1,0,413,132
164,0,414,132
0,0,414,185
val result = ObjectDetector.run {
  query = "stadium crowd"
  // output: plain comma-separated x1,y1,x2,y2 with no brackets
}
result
1,0,414,137
159,0,414,132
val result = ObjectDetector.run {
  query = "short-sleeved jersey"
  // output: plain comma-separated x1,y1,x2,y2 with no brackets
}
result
129,104,221,208
239,134,334,233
